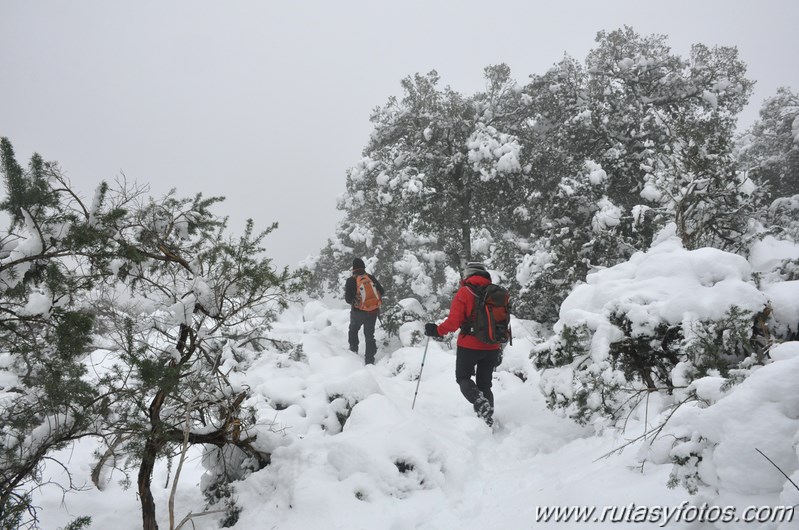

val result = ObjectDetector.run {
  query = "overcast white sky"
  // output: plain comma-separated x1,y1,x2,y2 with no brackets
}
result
1,1,798,267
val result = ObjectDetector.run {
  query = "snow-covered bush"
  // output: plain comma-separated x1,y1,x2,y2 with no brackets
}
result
749,234,799,340
648,343,799,499
534,228,773,428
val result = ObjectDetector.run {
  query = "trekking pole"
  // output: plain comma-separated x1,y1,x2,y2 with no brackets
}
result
411,336,430,410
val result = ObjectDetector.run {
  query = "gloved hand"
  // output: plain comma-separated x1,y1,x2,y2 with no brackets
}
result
424,323,440,338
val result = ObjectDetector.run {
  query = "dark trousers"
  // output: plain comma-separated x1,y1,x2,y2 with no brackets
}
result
349,310,378,364
455,346,499,408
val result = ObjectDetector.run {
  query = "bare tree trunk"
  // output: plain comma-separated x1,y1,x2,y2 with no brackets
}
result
138,324,192,530
138,434,165,530
139,385,169,530
460,187,472,270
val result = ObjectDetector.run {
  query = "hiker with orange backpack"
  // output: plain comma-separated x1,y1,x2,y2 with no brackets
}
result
345,258,385,365
424,262,511,427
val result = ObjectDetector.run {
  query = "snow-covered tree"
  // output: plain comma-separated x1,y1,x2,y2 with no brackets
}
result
738,87,799,201
312,67,527,330
0,138,307,529
505,27,757,322
0,139,118,527
734,88,799,285
582,27,755,250
312,27,758,333
92,194,306,530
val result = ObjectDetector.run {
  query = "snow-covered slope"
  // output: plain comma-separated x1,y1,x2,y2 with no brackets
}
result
32,300,712,530
29,259,799,530
228,304,699,530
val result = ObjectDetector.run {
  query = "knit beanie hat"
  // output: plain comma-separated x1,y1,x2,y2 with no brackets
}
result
352,258,366,271
463,261,488,279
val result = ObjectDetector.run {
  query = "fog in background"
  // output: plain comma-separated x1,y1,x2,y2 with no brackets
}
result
1,0,797,267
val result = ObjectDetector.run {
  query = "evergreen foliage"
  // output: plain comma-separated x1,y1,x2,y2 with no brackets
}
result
2,23,798,523
738,87,799,200
311,27,759,328
0,138,307,529
311,66,526,332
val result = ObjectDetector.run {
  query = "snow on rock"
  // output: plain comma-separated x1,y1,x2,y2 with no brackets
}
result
303,300,328,321
325,370,384,406
303,299,337,330
333,393,448,495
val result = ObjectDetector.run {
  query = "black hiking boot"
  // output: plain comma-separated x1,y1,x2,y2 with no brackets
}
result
474,395,494,427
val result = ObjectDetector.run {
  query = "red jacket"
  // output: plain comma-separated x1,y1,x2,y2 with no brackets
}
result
437,274,500,351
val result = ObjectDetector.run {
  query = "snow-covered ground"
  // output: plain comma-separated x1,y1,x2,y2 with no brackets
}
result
31,292,799,530
25,229,799,529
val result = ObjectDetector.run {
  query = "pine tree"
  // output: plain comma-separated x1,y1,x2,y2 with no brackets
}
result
581,27,755,250
0,138,307,529
92,196,307,530
0,139,115,526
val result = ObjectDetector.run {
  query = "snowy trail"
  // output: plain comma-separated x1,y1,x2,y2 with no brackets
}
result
33,302,697,529
226,304,689,530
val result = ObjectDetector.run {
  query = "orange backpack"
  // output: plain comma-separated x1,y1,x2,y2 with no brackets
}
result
354,274,382,312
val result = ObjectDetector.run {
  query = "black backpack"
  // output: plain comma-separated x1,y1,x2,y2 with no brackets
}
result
463,284,512,345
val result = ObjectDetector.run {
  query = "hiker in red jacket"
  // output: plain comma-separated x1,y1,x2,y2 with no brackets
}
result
425,262,500,426
345,258,384,365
